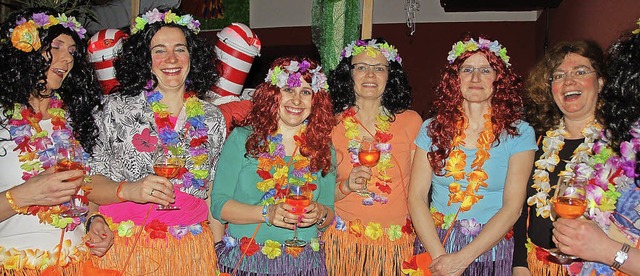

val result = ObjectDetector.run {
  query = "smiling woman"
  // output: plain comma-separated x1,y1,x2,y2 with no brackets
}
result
210,56,336,275
87,8,226,275
512,40,606,276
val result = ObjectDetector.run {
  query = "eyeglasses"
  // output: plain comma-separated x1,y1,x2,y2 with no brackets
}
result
549,68,596,83
458,66,495,76
351,63,389,74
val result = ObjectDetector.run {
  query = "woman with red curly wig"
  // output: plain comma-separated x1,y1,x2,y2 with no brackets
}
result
408,37,536,275
210,56,336,275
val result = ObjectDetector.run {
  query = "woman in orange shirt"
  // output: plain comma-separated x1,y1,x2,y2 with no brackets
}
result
322,38,422,275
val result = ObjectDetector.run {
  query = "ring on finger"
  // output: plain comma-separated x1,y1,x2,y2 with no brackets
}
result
150,189,155,196
283,216,287,223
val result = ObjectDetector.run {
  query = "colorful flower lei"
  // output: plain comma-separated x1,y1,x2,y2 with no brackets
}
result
571,122,637,228
527,119,602,219
332,216,414,242
342,107,394,205
447,37,510,66
8,93,87,230
340,39,402,64
144,81,210,190
131,9,201,35
444,113,494,213
9,12,86,52
223,235,321,259
255,128,317,207
264,59,328,93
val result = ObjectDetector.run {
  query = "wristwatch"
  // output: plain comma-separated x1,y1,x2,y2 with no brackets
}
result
612,243,630,270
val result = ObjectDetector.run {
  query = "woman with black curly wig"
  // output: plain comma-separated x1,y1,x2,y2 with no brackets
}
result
211,56,335,275
86,8,225,275
511,40,606,276
322,38,422,275
551,23,640,276
0,7,112,274
408,37,536,275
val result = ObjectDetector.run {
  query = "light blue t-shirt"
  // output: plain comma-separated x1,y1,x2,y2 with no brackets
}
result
415,119,536,224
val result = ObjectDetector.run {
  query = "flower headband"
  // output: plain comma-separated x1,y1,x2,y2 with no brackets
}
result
447,38,510,66
265,60,328,93
9,12,86,53
340,39,402,64
131,9,201,35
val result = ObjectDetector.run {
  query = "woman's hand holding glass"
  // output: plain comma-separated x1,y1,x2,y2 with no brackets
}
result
12,168,84,208
55,143,89,217
549,176,587,261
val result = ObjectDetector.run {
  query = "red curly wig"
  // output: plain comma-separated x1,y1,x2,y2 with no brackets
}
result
242,57,334,176
427,46,523,176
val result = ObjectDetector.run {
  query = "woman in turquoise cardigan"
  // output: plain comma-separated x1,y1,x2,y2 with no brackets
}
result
210,56,336,275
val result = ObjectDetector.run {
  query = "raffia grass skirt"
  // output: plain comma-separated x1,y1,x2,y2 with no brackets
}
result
321,225,415,276
526,244,568,276
92,223,218,276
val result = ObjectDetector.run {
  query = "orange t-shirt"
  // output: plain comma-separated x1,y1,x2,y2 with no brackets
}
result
332,110,423,227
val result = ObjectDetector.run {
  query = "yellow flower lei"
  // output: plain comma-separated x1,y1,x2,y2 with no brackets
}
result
342,107,394,205
445,113,494,213
526,119,601,219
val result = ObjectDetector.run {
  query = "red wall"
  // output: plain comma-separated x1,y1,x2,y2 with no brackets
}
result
203,1,639,118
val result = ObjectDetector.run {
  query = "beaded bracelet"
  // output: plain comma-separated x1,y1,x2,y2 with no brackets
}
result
116,181,126,202
5,190,28,214
262,205,272,226
338,180,351,196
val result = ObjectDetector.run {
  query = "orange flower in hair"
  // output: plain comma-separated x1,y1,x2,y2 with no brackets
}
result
11,21,41,52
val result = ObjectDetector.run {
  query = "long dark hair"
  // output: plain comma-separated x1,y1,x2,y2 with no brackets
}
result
0,7,102,154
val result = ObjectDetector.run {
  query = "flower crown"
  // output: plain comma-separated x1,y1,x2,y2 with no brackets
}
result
340,39,402,64
447,38,510,66
9,12,86,53
632,17,640,35
131,9,201,35
264,59,328,93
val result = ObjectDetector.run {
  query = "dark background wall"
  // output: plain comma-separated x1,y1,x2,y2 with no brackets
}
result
200,0,639,118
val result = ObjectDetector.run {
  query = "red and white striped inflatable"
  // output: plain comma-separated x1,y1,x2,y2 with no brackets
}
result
213,23,261,97
88,29,128,94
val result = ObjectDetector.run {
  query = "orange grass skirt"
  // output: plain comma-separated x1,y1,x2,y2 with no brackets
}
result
92,223,218,276
527,244,568,276
321,225,415,276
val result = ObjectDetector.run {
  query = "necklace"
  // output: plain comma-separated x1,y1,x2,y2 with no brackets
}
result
144,82,210,190
445,112,494,212
342,107,393,205
527,119,602,219
9,93,84,230
256,126,317,205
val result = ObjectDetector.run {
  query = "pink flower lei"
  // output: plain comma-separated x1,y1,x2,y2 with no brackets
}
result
573,123,638,228
144,81,210,190
8,93,86,230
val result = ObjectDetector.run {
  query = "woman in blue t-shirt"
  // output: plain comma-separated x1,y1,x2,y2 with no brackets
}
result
408,36,536,275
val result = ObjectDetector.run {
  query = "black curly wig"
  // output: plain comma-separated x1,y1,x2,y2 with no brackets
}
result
601,32,640,154
113,9,218,99
0,7,102,154
328,38,412,120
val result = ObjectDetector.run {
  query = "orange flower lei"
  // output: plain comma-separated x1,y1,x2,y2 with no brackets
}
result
445,112,494,212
